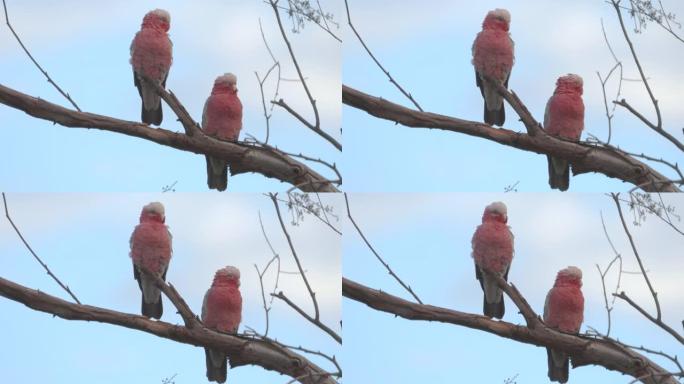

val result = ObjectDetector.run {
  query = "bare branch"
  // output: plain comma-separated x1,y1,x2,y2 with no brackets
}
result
486,271,541,328
2,0,81,111
344,0,424,111
613,291,684,345
2,193,81,304
343,193,423,304
271,291,341,344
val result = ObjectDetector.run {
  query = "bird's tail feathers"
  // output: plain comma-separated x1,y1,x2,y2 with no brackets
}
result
548,156,570,191
547,348,569,383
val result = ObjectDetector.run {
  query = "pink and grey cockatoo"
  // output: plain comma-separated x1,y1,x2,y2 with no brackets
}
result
201,73,243,191
129,202,172,319
130,9,173,126
544,266,584,383
545,74,585,191
472,8,514,126
201,266,243,383
471,201,514,319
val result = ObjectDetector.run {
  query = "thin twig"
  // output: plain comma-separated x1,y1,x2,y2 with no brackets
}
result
271,291,341,343
2,193,81,304
270,1,341,42
344,0,424,111
2,0,81,111
343,193,423,304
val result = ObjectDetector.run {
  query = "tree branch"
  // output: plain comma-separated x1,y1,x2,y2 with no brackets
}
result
343,193,423,304
609,0,684,152
342,277,677,384
343,0,423,112
268,0,341,151
269,193,341,344
2,0,81,111
342,84,680,192
2,192,81,304
0,276,335,384
0,83,339,192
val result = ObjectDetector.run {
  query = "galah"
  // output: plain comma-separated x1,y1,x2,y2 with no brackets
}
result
543,266,584,383
130,9,173,125
201,266,243,383
545,74,585,191
201,73,243,191
471,201,514,319
472,8,514,126
129,202,172,319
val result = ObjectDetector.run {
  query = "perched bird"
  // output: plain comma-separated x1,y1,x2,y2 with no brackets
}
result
202,266,243,383
471,201,514,319
130,9,173,125
201,73,243,191
129,202,173,319
472,8,514,126
544,74,585,191
544,266,584,383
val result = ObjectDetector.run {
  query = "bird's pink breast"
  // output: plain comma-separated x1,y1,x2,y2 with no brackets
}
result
546,93,584,139
130,222,171,273
131,29,172,80
203,286,242,332
472,221,513,273
204,92,243,140
473,30,514,81
545,285,584,332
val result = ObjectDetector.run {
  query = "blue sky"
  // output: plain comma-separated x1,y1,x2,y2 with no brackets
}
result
0,193,341,383
342,0,684,192
0,0,341,192
343,193,684,383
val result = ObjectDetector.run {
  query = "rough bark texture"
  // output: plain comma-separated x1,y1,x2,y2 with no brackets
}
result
0,276,335,384
342,277,677,384
342,85,679,192
0,83,338,192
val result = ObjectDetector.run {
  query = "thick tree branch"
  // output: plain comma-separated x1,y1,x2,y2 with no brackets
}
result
342,84,679,192
0,83,338,192
342,277,677,384
0,276,335,384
